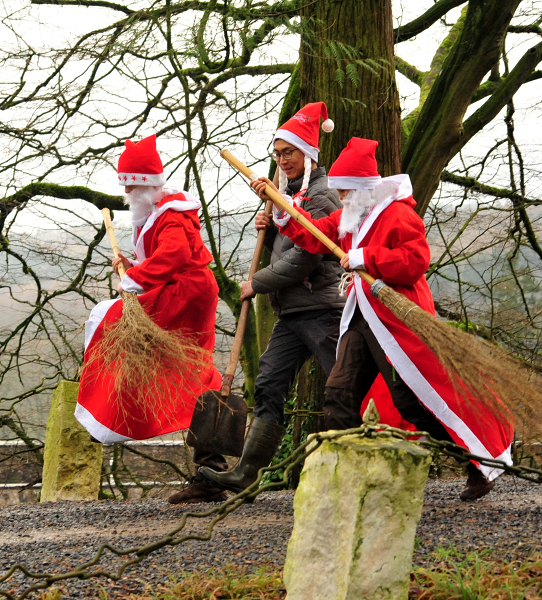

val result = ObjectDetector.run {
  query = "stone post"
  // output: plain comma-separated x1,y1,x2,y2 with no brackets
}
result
284,435,431,600
41,381,103,502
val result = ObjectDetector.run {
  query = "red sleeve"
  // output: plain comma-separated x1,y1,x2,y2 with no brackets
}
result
363,204,430,285
279,207,343,254
126,211,193,291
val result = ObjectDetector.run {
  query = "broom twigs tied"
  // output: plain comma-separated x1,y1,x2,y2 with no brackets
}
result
220,149,542,437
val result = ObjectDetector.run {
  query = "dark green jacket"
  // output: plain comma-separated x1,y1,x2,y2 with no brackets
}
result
251,167,345,316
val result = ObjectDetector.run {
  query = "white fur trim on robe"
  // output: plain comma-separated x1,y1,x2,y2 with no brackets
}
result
121,273,145,295
84,298,120,351
74,404,134,443
348,248,365,269
272,194,294,227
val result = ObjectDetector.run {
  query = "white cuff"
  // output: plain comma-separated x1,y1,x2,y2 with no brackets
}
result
127,258,141,267
121,273,145,295
272,194,294,227
348,248,365,270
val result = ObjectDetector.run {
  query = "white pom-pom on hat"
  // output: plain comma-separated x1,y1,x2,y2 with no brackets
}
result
322,118,334,133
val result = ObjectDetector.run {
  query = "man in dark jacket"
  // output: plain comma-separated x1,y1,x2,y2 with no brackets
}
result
200,102,345,495
245,165,344,424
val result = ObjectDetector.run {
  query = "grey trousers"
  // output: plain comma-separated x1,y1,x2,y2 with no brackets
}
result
253,309,343,425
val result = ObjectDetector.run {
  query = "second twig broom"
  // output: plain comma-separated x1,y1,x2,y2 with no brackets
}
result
220,149,542,435
89,208,210,423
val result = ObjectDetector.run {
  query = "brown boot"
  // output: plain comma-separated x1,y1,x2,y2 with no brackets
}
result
460,463,495,501
167,472,228,504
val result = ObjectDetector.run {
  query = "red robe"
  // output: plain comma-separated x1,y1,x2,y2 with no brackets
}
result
75,191,221,442
277,175,514,480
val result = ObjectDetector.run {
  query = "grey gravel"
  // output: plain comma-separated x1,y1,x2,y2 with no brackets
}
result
0,476,540,598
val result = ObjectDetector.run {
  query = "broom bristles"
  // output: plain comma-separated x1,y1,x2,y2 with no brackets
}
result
86,292,213,429
376,285,542,438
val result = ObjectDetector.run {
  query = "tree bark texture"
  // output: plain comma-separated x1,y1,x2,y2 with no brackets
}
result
402,0,522,216
299,0,401,176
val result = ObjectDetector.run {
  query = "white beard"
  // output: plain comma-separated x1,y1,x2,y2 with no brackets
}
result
338,181,399,239
338,189,375,239
124,186,163,227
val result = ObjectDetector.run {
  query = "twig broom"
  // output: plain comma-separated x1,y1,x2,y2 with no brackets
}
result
220,149,542,435
88,208,211,424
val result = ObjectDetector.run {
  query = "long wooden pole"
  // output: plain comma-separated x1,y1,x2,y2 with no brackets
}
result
220,199,274,398
219,149,376,287
102,208,126,280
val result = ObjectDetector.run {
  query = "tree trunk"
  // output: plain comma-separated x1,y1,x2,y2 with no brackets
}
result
299,0,401,175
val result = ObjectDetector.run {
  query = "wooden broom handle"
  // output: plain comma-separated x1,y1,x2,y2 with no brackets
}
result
220,198,274,398
219,149,376,287
102,207,126,280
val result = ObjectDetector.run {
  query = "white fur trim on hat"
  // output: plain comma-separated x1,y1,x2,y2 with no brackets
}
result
328,175,382,190
118,172,167,186
273,130,319,162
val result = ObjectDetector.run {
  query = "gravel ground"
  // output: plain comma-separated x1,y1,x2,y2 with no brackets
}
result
0,476,540,598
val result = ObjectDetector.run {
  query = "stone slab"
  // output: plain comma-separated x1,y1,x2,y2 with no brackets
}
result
41,381,102,502
284,434,431,600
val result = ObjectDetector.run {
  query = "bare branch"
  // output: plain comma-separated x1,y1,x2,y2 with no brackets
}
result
471,70,542,103
463,41,542,144
440,170,541,205
31,0,135,14
395,55,425,87
1,184,125,220
393,0,467,43
508,24,542,35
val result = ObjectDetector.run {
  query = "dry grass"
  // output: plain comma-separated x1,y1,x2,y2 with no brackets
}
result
125,566,286,600
410,550,542,599
378,285,542,438
87,292,212,425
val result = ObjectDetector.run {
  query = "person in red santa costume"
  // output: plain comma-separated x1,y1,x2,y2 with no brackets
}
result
75,134,226,499
248,137,514,501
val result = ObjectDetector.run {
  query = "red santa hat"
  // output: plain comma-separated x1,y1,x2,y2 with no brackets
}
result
328,137,382,190
273,102,334,162
117,134,166,186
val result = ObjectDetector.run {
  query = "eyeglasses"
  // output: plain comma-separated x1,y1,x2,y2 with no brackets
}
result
270,148,299,162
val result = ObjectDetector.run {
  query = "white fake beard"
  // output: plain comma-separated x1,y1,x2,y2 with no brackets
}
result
124,186,163,227
338,189,375,239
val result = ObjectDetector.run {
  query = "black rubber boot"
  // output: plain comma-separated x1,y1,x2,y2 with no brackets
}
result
199,417,285,493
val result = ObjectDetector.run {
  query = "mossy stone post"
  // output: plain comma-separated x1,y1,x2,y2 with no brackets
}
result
41,381,102,502
284,435,431,600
